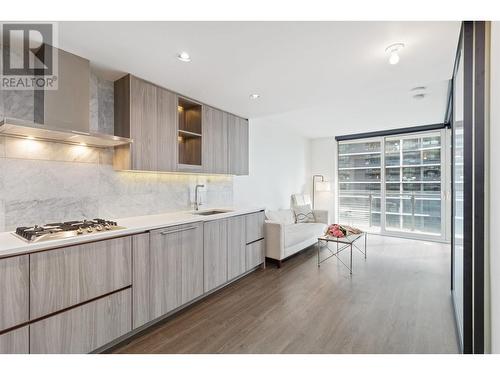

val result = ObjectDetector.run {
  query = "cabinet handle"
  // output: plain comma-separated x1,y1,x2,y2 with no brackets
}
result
160,226,197,235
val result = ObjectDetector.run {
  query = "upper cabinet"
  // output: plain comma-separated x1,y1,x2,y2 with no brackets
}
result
202,106,228,174
157,87,179,171
113,74,249,175
228,114,249,175
114,75,177,171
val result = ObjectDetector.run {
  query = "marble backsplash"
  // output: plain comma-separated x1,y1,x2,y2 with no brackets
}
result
0,136,234,232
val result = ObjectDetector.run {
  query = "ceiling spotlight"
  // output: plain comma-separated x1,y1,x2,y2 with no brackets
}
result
249,94,260,100
385,43,405,65
177,51,191,62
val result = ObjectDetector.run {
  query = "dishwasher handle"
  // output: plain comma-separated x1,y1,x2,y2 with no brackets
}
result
160,226,197,235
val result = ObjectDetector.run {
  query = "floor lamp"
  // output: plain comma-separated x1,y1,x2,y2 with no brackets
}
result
312,175,331,210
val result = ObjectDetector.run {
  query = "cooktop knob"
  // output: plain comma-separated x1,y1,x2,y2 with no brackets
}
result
96,225,103,231
87,227,94,233
76,227,84,235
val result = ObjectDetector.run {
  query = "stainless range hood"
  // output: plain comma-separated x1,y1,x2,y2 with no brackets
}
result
0,118,133,148
0,46,133,148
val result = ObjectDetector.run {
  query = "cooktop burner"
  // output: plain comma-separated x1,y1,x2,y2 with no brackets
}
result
14,219,125,243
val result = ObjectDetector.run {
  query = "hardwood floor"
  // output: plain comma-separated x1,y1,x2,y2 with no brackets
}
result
111,235,459,354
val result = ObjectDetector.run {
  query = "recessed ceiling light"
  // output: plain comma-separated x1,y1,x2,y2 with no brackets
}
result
177,51,191,62
249,94,260,100
411,86,427,92
413,93,426,100
385,43,405,65
26,135,35,140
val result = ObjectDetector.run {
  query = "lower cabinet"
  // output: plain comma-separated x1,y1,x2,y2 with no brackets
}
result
0,326,29,354
246,211,265,244
0,255,29,332
204,219,228,292
150,223,204,320
204,213,263,291
245,211,265,272
227,215,247,280
30,289,132,354
246,239,265,271
30,236,132,319
132,233,151,329
0,212,265,354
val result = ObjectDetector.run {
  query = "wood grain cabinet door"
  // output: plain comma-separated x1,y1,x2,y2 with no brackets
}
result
30,237,132,319
203,219,228,292
130,76,159,171
228,115,249,175
180,223,204,305
245,211,265,244
0,255,29,331
246,239,265,271
0,326,29,354
150,226,183,319
132,233,151,329
202,106,228,174
227,215,247,280
157,88,178,171
150,223,203,320
30,289,131,354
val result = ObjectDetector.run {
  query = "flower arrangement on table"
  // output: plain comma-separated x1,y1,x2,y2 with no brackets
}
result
326,224,362,238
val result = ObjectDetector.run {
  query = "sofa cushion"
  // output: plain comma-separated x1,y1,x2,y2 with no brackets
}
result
266,209,295,225
284,223,327,248
293,204,315,223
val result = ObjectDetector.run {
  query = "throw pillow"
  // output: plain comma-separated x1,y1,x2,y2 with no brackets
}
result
294,205,315,223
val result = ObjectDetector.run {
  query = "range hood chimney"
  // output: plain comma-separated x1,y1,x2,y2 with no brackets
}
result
0,46,132,148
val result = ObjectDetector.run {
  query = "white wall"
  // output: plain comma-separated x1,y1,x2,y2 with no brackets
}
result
489,21,500,354
310,137,336,222
233,118,311,211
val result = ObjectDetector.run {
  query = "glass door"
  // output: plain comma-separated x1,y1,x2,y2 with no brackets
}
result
451,31,465,350
383,131,445,240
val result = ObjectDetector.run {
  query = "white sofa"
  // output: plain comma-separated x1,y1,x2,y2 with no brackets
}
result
265,208,329,267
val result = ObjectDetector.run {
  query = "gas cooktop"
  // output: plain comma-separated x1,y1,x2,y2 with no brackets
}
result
14,219,125,243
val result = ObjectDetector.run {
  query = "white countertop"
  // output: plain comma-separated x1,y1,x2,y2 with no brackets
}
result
0,207,265,258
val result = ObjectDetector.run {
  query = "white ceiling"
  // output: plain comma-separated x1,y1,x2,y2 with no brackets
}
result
58,21,461,139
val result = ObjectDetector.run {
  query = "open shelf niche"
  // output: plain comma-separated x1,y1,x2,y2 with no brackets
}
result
178,97,202,167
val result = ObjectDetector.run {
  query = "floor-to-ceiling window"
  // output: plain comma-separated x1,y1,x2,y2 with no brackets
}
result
338,140,381,230
337,129,448,241
384,132,443,236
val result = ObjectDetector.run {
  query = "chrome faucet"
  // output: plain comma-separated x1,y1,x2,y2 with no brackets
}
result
194,184,205,211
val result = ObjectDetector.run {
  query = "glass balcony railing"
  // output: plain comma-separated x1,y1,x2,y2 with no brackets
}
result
338,190,442,235
385,192,442,235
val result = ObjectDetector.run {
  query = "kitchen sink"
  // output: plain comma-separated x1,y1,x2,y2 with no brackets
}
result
193,210,233,216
